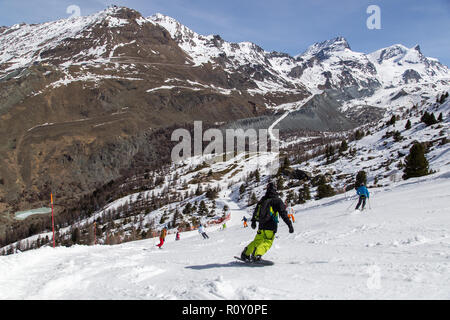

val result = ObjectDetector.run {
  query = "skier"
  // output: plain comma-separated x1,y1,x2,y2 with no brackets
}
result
198,224,209,239
156,227,167,249
242,216,248,228
355,183,370,211
222,223,227,230
240,182,294,262
287,206,295,223
175,231,180,241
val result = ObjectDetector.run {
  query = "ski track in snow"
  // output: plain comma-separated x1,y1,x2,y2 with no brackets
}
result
0,175,449,299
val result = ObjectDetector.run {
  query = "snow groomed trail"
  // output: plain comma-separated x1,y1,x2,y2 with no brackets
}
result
0,173,449,299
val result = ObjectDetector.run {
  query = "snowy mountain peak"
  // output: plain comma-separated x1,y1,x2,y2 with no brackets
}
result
299,36,351,59
149,13,269,69
149,13,199,42
366,43,449,86
369,44,419,64
101,6,143,19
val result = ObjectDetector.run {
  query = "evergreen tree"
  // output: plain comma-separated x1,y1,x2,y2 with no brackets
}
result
297,190,306,204
355,171,367,188
325,144,335,163
282,157,291,169
71,227,81,244
405,119,412,130
339,140,348,154
239,184,246,197
438,113,443,122
276,157,290,177
297,184,311,204
182,203,193,216
387,115,396,126
276,175,285,190
438,92,448,104
195,184,203,196
198,200,208,216
393,131,402,142
316,183,335,200
172,209,180,227
312,174,327,187
421,112,438,126
248,192,258,206
205,186,218,200
403,142,431,180
354,130,364,140
286,190,295,204
303,184,311,200
255,169,260,183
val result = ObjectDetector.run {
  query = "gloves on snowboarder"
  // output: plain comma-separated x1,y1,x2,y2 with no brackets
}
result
251,220,257,229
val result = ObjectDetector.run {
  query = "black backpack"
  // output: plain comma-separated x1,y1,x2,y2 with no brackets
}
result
257,198,279,224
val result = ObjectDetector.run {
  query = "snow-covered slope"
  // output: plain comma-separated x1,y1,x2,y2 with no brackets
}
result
0,95,448,299
0,172,449,299
300,97,450,190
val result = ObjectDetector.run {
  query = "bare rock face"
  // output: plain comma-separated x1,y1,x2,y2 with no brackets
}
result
402,69,422,83
0,7,272,222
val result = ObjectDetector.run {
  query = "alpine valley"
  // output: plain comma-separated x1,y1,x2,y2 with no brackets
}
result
0,4,448,270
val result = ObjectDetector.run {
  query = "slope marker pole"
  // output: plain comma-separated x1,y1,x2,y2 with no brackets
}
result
51,193,55,248
346,198,358,211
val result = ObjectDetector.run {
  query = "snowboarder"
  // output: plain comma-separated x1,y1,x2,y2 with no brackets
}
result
355,183,370,211
198,224,209,239
222,223,227,230
240,182,294,262
175,231,180,241
156,227,167,249
242,216,248,228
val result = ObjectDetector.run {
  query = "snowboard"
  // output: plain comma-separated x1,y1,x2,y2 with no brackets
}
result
234,256,274,266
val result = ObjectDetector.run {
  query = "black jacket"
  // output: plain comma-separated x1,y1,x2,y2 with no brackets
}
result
251,187,291,233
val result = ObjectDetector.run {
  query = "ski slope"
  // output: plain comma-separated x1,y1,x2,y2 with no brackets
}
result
0,172,449,300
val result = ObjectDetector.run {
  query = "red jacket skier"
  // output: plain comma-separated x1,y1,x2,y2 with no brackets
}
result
156,228,167,248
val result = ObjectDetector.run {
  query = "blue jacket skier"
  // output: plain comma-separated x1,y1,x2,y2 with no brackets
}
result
355,183,369,210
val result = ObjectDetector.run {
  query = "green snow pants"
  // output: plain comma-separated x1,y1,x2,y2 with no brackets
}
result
245,230,275,257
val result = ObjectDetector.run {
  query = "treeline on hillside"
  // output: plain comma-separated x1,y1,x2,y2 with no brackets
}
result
1,120,236,253
0,123,202,249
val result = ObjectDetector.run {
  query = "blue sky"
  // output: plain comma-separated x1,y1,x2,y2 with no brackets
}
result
1,0,449,65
